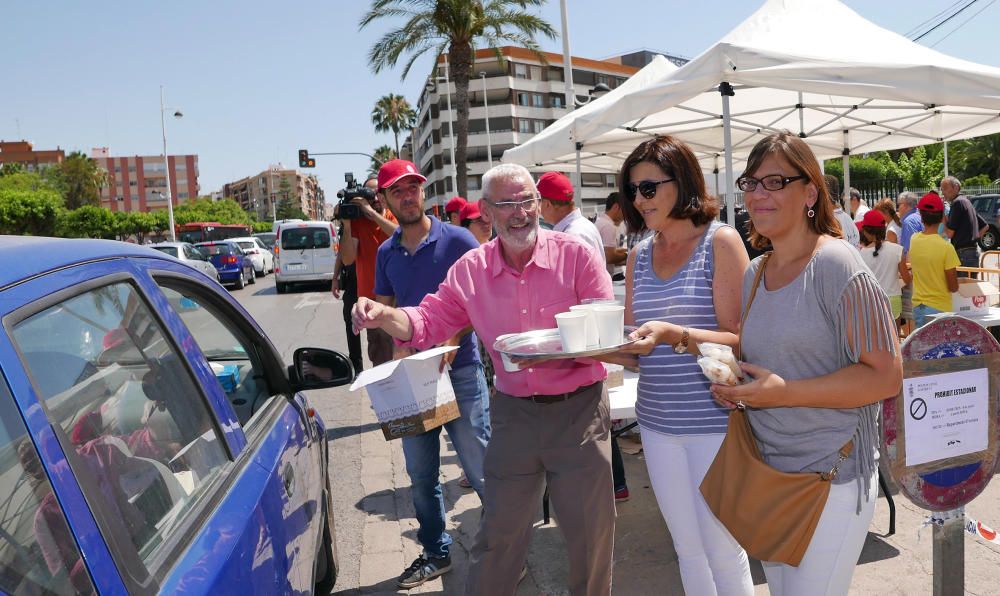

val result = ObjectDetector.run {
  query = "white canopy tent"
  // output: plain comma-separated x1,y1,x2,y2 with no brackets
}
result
503,0,1000,225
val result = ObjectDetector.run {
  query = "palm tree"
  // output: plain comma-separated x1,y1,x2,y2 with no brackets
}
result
361,0,555,197
372,94,417,156
369,145,398,176
954,133,1000,182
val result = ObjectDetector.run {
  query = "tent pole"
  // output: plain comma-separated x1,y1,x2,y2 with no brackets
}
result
720,82,736,226
713,155,720,204
943,140,949,177
842,130,851,209
575,142,583,211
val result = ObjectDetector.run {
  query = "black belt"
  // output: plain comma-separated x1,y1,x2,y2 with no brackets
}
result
522,381,599,404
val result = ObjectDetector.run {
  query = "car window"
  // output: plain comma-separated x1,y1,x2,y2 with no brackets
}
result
281,228,330,250
10,282,231,574
0,376,94,595
197,244,232,256
151,246,179,258
156,282,277,427
235,241,255,252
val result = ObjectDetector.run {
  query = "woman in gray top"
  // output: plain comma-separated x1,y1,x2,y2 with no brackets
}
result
712,132,902,596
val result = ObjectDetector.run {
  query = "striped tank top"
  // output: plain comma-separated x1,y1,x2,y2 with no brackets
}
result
633,220,730,435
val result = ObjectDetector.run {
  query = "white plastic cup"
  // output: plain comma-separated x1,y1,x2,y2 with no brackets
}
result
569,304,600,348
554,312,589,352
591,304,626,347
495,333,520,372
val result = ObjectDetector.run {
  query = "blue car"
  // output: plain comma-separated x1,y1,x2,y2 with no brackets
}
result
0,236,354,594
194,240,256,290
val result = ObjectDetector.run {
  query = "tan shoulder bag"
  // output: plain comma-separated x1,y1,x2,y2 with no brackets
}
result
699,253,852,567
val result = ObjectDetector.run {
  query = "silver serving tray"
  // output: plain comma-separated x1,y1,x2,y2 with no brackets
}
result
494,326,640,359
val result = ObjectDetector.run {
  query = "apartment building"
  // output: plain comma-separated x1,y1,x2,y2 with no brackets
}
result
90,148,200,213
0,140,65,171
223,167,325,221
411,47,686,216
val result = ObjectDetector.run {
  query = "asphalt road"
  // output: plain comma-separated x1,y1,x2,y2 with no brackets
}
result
231,274,1000,596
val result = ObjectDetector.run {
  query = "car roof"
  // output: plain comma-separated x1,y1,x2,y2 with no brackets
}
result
149,241,189,248
227,237,257,242
0,236,175,289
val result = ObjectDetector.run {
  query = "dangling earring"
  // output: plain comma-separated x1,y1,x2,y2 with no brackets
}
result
807,207,816,218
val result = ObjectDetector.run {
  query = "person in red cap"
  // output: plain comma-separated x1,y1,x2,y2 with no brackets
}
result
338,169,398,367
444,196,467,225
535,171,606,263
459,201,492,244
909,191,960,327
858,209,910,320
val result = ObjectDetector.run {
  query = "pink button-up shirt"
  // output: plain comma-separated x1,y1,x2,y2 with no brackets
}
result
401,229,613,397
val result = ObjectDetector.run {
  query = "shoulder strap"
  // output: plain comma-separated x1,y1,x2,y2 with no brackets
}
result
737,252,771,361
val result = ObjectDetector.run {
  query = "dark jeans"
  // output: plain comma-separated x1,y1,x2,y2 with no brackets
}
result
956,245,979,278
611,437,627,491
339,266,363,373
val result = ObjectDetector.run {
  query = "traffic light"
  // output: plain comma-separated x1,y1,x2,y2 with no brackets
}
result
298,149,315,168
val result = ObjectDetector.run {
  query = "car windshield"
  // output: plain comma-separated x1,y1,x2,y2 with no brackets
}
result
281,228,330,250
151,246,179,258
255,234,276,248
235,241,255,251
197,244,235,256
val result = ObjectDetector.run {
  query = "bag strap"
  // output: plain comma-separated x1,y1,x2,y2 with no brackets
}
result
737,252,771,361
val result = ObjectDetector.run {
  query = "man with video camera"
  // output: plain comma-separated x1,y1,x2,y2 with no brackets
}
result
336,174,398,367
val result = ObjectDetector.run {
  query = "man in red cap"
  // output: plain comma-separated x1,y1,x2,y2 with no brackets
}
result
338,171,398,367
908,191,960,328
458,201,492,244
444,196,467,225
536,172,605,264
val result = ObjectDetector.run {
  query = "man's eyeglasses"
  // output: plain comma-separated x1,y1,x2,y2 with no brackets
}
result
625,178,675,200
736,174,806,192
485,197,538,214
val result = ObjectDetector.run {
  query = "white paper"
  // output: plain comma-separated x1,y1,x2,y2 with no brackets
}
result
903,368,989,466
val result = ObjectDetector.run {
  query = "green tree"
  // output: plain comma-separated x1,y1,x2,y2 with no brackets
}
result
362,0,555,197
371,94,417,156
369,145,397,176
115,211,159,243
0,163,25,177
0,188,62,236
173,197,253,225
0,170,63,197
54,151,107,209
57,205,118,239
963,173,993,188
896,146,944,188
275,197,308,220
252,221,273,233
952,133,1000,182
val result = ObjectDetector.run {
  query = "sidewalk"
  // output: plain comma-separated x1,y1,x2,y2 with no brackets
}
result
323,383,1000,595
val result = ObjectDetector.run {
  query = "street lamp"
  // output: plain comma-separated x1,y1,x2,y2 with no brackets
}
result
159,86,183,241
479,71,493,168
426,56,458,206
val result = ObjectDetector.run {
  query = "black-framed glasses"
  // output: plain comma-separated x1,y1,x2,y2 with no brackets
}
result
736,174,806,192
485,197,538,214
625,178,676,200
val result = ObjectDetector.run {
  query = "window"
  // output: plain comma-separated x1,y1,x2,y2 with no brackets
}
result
281,227,331,250
518,119,532,133
533,120,545,133
152,246,179,258
128,165,136,172
532,94,544,108
0,378,94,594
156,284,275,427
178,192,189,199
605,174,618,187
514,63,528,79
517,92,531,107
597,74,610,86
530,66,541,81
129,180,138,187
11,282,230,574
552,95,564,109
144,162,166,173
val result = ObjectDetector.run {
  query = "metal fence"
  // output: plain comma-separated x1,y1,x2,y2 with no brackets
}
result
851,180,1000,207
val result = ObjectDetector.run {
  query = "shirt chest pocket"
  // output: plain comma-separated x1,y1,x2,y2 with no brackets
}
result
536,297,578,326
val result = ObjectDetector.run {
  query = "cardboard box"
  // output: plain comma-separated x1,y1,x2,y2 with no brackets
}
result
210,363,240,392
349,346,460,440
952,279,1000,315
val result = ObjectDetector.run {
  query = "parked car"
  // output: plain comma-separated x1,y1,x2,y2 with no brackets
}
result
194,240,256,290
0,236,354,594
230,236,275,276
274,221,337,294
970,194,1000,251
254,232,277,253
148,241,221,281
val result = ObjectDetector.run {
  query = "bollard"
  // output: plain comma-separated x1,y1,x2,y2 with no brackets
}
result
932,508,964,595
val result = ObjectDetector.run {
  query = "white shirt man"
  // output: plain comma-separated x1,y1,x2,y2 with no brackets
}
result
595,193,628,279
536,172,606,264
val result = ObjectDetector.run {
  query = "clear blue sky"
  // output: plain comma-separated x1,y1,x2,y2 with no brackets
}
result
3,1,997,204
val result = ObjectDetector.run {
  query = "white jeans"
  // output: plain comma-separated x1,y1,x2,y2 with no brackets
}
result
640,427,753,596
762,473,877,596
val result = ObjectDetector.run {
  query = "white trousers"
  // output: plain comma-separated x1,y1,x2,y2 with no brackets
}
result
640,427,753,596
762,473,877,596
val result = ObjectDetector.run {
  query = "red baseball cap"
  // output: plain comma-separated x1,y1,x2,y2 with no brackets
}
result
861,210,886,228
445,196,467,214
536,172,574,202
459,201,482,221
918,191,944,213
377,159,427,191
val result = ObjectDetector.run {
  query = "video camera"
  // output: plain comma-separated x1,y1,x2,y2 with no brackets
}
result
334,172,375,220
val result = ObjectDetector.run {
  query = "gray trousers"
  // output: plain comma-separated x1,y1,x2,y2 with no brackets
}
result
465,382,614,596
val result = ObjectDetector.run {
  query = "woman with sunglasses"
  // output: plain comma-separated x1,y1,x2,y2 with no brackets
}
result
614,136,753,595
711,132,901,595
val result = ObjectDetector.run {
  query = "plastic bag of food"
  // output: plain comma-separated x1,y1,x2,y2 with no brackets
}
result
695,342,743,386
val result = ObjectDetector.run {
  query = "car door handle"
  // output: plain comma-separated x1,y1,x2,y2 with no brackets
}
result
282,464,296,498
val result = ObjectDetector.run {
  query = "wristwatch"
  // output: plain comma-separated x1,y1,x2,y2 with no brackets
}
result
674,328,690,354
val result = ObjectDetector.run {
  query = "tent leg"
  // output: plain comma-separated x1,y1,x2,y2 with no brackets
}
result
720,83,736,227
842,130,851,209
943,140,949,177
575,142,583,211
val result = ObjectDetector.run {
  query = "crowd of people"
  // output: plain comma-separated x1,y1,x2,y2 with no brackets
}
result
332,127,991,594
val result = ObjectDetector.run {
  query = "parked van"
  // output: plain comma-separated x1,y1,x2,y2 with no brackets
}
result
272,218,303,233
274,221,337,293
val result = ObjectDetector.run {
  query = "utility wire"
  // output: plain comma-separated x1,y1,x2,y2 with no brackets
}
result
912,0,980,42
930,0,996,47
903,0,966,38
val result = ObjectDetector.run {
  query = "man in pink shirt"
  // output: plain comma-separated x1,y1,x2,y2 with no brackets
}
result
353,163,615,596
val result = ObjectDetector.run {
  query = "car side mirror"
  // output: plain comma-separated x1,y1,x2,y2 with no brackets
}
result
290,347,355,390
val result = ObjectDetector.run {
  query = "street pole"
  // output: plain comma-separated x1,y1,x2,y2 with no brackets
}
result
443,57,458,201
480,72,493,168
160,86,177,241
559,0,575,110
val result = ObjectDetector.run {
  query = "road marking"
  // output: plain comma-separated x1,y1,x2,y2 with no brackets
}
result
294,295,333,310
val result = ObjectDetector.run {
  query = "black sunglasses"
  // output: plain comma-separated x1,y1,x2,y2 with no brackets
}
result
625,178,676,200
